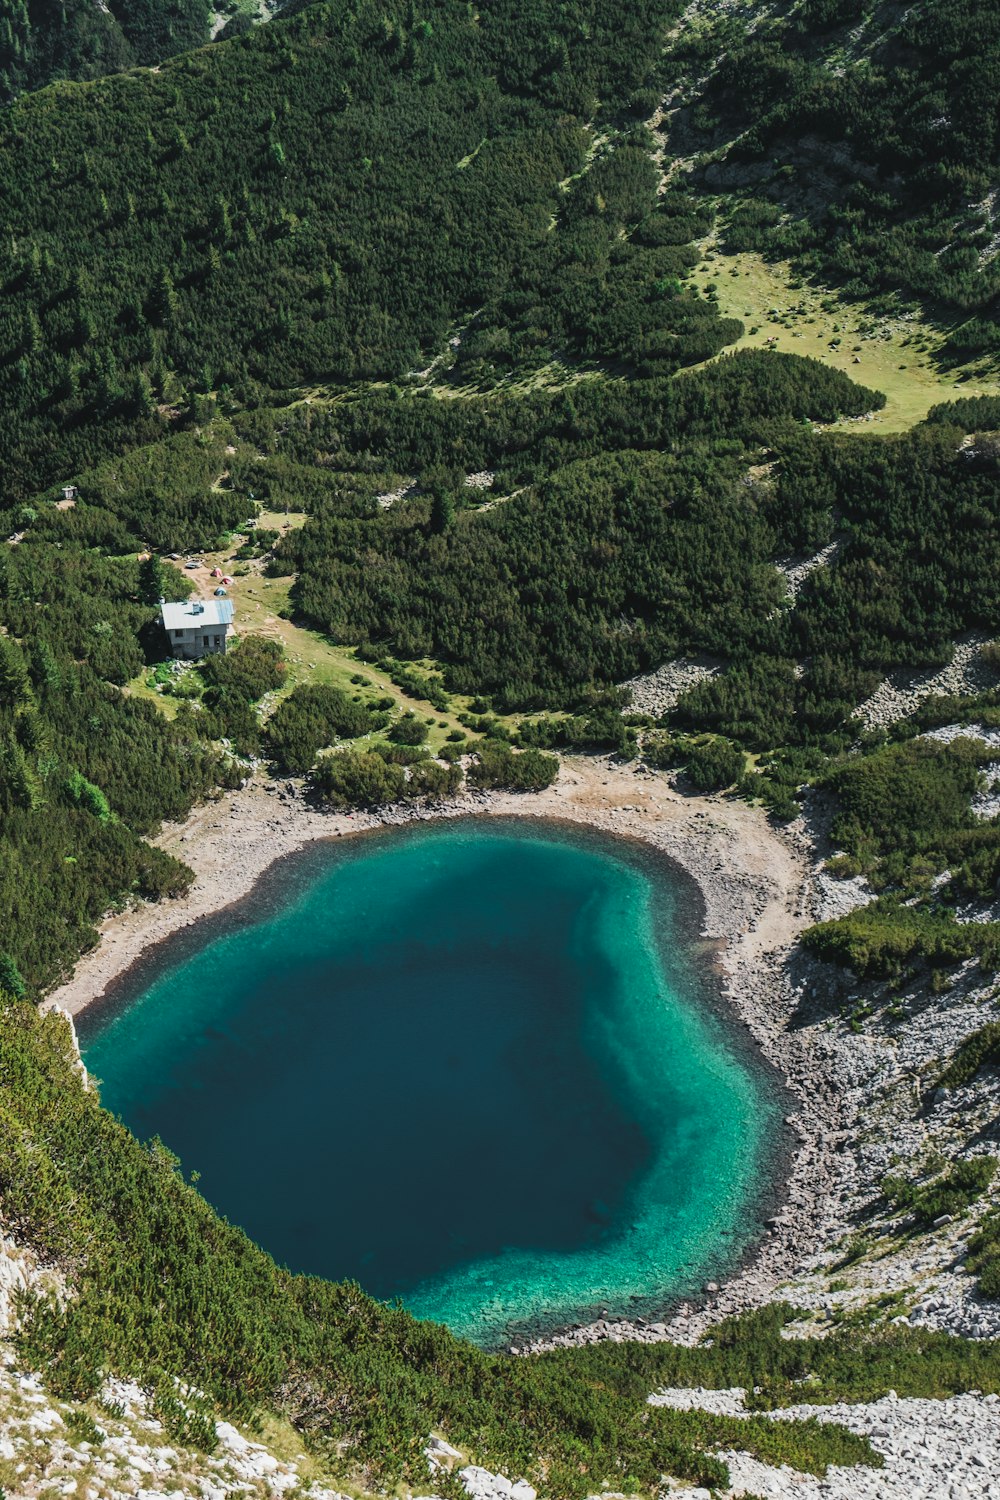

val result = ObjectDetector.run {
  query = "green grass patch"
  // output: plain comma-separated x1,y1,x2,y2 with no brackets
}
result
686,250,1000,433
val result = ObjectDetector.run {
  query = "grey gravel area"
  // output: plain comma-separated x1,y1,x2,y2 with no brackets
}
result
777,540,841,600
652,1387,1000,1499
857,638,997,730
620,654,722,716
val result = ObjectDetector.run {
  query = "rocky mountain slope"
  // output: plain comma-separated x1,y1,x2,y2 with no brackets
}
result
3,0,1000,1496
662,0,1000,330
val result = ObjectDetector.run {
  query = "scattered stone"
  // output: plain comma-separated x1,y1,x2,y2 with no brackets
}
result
460,1464,536,1500
619,654,721,716
426,1433,463,1468
857,636,996,731
652,1386,1000,1499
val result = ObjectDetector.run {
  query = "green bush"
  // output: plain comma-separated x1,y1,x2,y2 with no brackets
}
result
803,900,1000,979
467,743,559,791
939,1023,1000,1090
802,733,1000,975
968,1209,1000,1299
267,685,389,773
517,709,634,755
684,737,745,791
388,713,430,746
406,759,463,801
64,771,113,825
200,636,286,703
737,773,801,821
378,661,451,712
312,748,405,809
883,1158,997,1224
370,741,432,766
823,739,989,882
164,673,203,701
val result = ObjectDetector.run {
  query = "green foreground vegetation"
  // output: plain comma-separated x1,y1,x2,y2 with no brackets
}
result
3,0,1000,1493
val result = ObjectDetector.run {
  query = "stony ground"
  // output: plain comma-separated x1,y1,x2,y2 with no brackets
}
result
622,577,998,726
756,725,1000,1348
857,637,996,731
0,1233,349,1500
652,1388,1000,1499
0,1345,347,1500
620,654,721,716
775,542,841,602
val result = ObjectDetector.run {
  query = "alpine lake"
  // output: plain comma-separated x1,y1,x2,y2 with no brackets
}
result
80,819,786,1347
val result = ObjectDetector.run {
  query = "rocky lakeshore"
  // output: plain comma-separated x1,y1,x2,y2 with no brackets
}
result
41,750,1000,1360
43,753,842,1327
43,754,850,1344
20,747,1000,1499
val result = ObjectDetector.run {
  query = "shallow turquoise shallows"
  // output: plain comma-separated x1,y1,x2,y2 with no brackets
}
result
80,819,783,1346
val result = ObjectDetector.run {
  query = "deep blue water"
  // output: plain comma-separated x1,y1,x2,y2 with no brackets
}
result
80,819,783,1345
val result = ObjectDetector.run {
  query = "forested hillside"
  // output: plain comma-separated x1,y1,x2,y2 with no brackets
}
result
0,0,752,999
5,0,1000,996
665,0,1000,329
253,369,1000,717
0,0,740,501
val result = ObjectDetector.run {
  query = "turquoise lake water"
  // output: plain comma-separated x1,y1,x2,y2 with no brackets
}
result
80,819,783,1346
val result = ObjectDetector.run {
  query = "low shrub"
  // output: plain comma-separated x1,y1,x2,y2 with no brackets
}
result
467,743,559,792
883,1157,997,1224
685,737,745,791
267,685,390,773
388,713,429,746
938,1023,1000,1091
313,748,405,808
